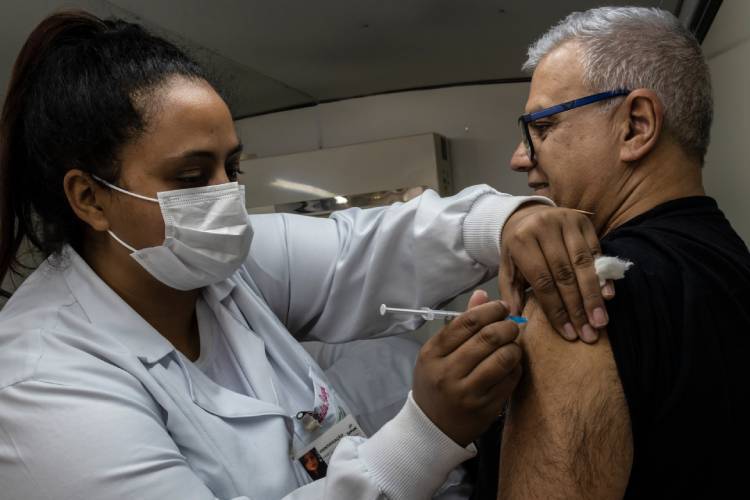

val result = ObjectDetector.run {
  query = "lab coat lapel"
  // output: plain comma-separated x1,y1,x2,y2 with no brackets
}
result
222,271,318,406
64,246,288,420
201,282,283,405
62,247,174,363
222,269,361,444
171,353,288,420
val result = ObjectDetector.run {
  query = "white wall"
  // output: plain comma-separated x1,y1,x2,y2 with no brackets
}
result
235,82,531,195
702,0,750,245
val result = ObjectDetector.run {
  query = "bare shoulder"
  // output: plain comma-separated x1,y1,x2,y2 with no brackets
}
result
498,299,633,500
516,300,623,391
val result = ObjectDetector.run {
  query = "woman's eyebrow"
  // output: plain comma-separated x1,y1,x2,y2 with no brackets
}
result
166,143,244,162
227,143,243,157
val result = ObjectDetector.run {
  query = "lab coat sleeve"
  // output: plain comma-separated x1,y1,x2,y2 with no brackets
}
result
0,378,237,500
246,185,552,341
281,392,476,500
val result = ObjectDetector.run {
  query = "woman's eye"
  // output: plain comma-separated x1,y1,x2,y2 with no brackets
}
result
176,171,208,184
226,162,244,181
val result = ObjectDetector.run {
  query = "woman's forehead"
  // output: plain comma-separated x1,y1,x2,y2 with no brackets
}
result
124,77,239,165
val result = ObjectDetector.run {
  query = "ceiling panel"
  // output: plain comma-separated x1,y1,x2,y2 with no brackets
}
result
2,0,683,118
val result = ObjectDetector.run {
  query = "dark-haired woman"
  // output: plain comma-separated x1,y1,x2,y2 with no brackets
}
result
0,11,609,500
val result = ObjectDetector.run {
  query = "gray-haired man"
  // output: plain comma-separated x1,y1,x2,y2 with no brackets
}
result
497,7,750,499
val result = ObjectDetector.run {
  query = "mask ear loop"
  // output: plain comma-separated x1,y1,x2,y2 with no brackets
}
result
91,174,158,203
90,174,156,253
107,230,137,253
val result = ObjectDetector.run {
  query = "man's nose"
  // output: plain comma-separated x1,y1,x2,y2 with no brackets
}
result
510,142,535,172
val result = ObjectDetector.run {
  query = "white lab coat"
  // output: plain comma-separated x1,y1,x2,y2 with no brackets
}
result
0,186,550,500
302,335,422,437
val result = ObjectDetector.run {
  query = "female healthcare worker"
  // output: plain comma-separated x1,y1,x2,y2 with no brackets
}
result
0,11,611,500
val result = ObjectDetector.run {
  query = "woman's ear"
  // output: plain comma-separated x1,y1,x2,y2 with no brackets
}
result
63,169,110,232
619,89,664,163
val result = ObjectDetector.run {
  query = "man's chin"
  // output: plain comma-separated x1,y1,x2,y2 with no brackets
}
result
533,186,551,198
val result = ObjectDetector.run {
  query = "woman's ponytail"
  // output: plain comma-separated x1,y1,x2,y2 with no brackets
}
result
0,12,106,285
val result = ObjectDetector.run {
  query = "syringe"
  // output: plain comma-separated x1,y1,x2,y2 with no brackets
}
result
379,304,528,324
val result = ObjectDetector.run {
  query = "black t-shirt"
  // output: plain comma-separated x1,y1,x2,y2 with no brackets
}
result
601,196,750,497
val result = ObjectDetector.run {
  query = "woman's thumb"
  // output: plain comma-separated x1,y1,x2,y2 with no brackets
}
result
467,289,489,310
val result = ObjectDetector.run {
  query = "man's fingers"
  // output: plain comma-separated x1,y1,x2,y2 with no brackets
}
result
427,300,509,356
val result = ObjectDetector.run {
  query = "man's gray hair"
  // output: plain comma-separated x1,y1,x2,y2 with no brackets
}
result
524,7,712,161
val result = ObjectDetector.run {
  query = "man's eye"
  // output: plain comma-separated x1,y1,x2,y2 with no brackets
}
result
529,122,553,139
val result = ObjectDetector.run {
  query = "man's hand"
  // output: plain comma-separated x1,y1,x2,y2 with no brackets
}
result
500,204,615,343
412,291,522,447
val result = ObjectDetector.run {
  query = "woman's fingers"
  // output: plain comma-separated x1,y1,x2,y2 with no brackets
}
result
498,251,525,316
459,327,522,387
577,217,610,327
467,289,490,310
447,319,520,378
412,300,520,446
502,207,607,343
536,227,595,340
425,300,509,357
603,279,616,299
509,236,575,340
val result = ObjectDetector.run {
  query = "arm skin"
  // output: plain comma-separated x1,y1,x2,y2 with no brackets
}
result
497,299,633,500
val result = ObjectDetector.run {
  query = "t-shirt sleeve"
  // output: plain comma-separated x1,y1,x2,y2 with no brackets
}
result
601,234,684,437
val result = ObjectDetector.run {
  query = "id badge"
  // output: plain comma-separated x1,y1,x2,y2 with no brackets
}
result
294,414,366,480
291,368,366,479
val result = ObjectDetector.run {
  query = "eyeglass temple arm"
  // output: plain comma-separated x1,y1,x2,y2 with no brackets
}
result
520,89,630,123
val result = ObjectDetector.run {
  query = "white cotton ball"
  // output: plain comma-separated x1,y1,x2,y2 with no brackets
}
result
594,255,634,287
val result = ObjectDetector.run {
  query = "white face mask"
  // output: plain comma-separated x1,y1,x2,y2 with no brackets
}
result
93,175,252,291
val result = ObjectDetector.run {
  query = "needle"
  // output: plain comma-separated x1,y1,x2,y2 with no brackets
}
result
379,304,528,324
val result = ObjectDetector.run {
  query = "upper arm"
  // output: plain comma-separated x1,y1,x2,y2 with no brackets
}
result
498,299,633,499
0,379,218,500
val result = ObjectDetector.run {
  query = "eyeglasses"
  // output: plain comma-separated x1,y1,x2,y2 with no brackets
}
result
517,89,630,163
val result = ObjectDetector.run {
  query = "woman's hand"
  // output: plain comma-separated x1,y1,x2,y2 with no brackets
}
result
412,291,521,447
500,204,615,344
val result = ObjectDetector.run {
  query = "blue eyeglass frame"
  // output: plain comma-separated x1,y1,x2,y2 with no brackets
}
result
517,89,631,162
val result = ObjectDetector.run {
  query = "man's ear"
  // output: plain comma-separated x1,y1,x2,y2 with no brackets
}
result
619,89,664,163
63,169,110,232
